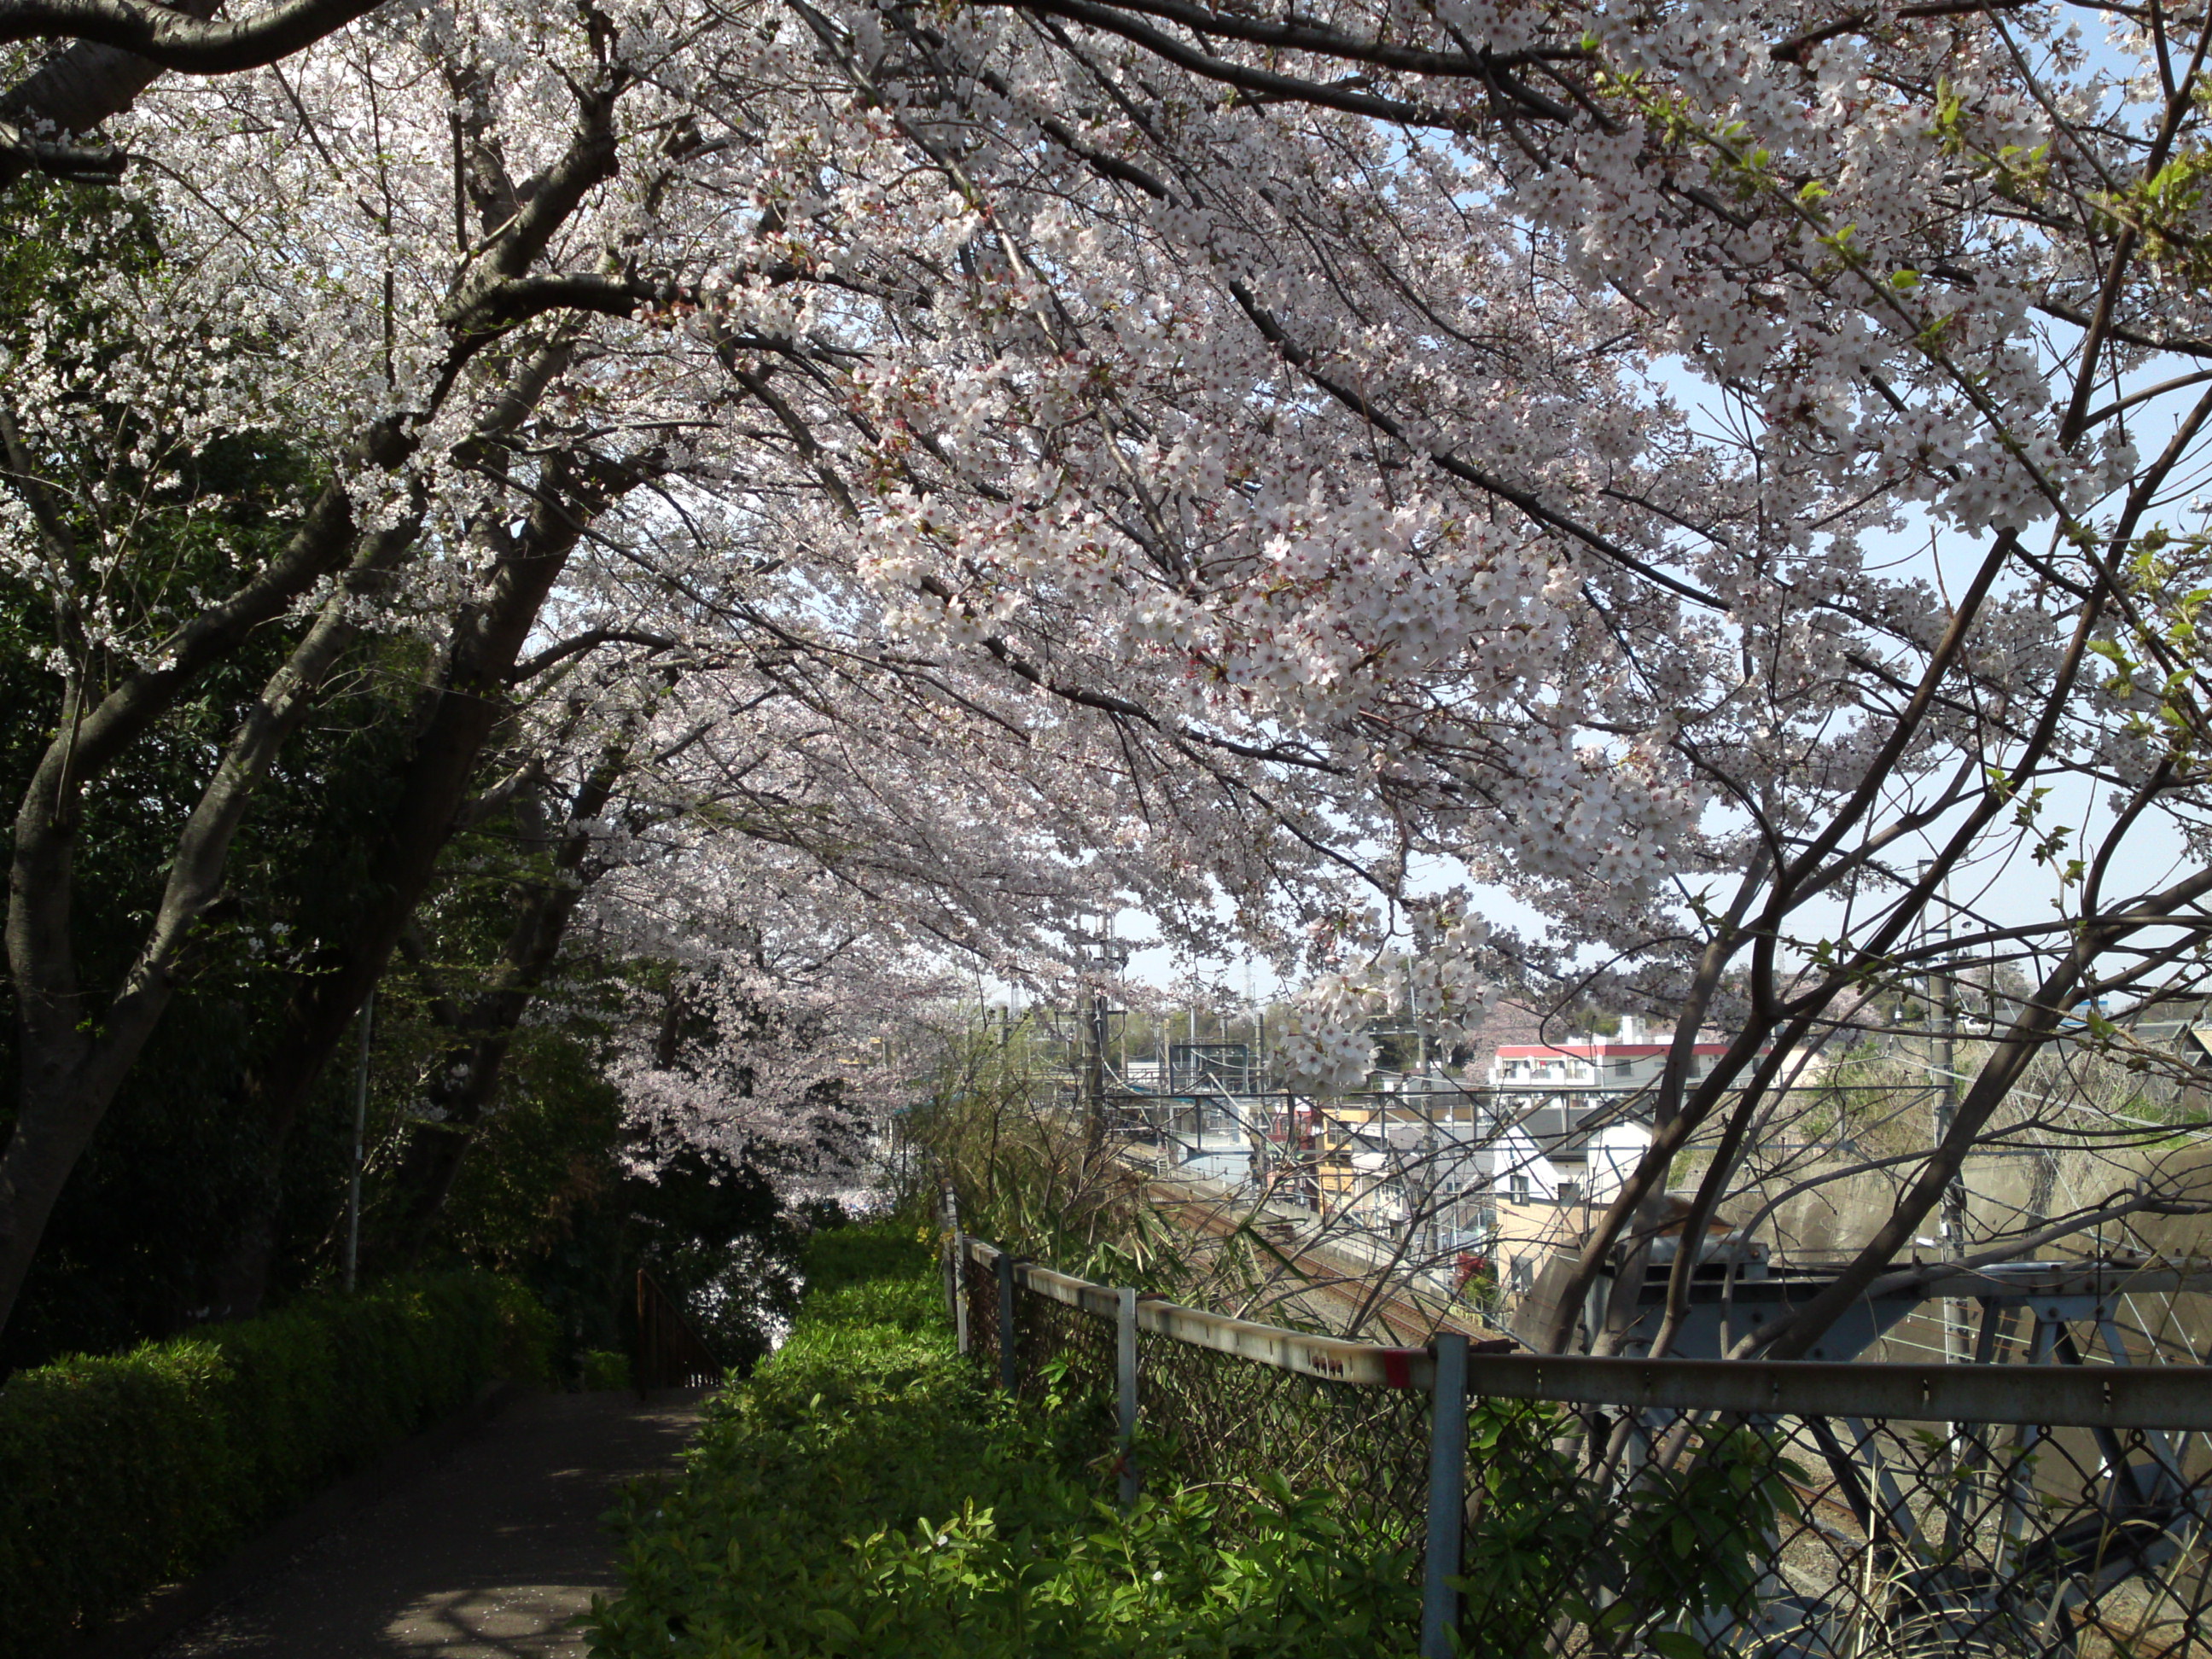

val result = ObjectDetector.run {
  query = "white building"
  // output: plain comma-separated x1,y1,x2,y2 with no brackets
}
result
1487,1017,1730,1091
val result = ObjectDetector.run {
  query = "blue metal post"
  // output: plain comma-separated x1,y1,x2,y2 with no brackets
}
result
1421,1334,1469,1659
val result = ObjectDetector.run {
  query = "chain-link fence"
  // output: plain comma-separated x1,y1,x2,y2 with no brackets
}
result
951,1233,2212,1659
958,1237,1429,1523
1449,1399,2212,1659
1134,1322,1433,1521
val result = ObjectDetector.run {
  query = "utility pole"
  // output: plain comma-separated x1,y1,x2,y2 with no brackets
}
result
1086,980,1108,1152
1243,956,1255,1093
343,988,374,1294
1084,933,1129,1155
1923,862,1969,1376
1937,963,1965,1261
1187,990,1198,1092
1939,901,1970,1377
1407,953,1436,1256
1921,864,1967,1262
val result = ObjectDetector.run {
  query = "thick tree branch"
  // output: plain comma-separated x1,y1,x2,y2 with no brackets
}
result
0,0,387,75
509,627,676,683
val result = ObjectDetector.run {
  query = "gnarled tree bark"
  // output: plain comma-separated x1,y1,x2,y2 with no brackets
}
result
207,446,655,1316
379,717,656,1262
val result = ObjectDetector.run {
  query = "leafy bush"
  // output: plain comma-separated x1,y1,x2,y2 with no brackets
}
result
489,1275,561,1388
580,1348,635,1391
0,1271,551,1659
1458,1398,1802,1659
585,1221,1423,1659
591,1224,1805,1659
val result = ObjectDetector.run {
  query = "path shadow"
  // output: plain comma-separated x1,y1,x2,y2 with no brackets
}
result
154,1391,705,1658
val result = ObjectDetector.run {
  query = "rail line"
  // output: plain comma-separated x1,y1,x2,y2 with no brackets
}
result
1136,1168,1494,1344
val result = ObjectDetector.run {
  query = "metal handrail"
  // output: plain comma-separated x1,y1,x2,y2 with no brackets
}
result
966,1237,1440,1388
958,1234,2212,1429
635,1268,724,1389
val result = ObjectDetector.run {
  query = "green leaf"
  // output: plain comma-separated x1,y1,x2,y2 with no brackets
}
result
809,1607,862,1639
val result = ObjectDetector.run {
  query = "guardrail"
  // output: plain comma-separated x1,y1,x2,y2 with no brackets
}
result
963,1235,2212,1430
951,1231,2212,1659
633,1269,724,1390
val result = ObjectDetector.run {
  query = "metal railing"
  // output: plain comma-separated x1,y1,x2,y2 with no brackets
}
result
951,1232,2212,1659
634,1269,724,1390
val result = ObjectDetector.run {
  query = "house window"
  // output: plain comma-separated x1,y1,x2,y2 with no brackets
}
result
1509,1171,1531,1203
1557,1180,1583,1206
1510,1257,1535,1293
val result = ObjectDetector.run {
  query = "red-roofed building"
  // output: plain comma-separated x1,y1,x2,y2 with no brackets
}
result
1488,1015,1729,1091
1489,1039,1731,1089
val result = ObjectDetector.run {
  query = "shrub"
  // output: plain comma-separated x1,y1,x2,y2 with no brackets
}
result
579,1349,634,1391
1457,1400,1802,1659
0,1270,551,1659
585,1222,1423,1659
490,1276,560,1388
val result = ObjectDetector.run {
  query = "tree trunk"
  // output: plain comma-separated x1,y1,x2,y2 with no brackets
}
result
0,484,410,1337
0,337,567,1341
207,455,646,1316
0,80,626,1336
381,733,637,1259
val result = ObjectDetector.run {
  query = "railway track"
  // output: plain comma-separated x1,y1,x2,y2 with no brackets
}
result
1137,1168,1499,1345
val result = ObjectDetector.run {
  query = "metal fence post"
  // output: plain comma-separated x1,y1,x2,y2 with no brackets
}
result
951,1232,970,1354
940,1186,970,1357
1421,1333,1469,1659
997,1251,1019,1393
1117,1286,1139,1508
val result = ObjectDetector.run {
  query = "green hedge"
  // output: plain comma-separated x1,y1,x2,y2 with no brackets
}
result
586,1223,1423,1658
0,1271,553,1659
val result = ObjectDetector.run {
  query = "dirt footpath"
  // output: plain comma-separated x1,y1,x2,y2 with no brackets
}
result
153,1390,706,1658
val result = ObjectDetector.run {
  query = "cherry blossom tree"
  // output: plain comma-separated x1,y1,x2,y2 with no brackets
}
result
0,6,698,1326
626,0,2212,1358
0,0,398,189
10,0,2212,1371
975,0,2212,1356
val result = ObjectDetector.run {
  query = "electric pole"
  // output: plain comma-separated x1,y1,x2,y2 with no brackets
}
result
1923,861,1968,1376
344,988,374,1294
1086,981,1108,1152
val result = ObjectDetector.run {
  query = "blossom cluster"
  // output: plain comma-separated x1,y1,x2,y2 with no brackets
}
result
14,0,2212,1158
